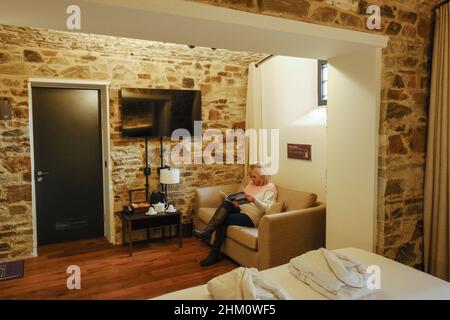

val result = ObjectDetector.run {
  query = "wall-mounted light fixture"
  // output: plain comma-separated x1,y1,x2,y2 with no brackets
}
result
0,98,12,120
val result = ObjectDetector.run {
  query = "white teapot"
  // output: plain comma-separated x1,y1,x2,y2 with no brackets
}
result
153,202,168,213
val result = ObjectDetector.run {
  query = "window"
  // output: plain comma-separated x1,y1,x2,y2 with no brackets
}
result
318,60,328,106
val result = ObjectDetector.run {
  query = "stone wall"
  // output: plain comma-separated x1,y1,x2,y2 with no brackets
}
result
0,24,265,261
188,0,439,268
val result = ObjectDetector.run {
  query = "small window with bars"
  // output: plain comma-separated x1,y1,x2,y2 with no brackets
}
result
318,60,328,106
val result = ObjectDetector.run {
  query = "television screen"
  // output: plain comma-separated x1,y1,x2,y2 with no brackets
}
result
120,88,202,137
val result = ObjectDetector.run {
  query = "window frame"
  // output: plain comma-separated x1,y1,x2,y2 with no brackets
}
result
318,60,328,107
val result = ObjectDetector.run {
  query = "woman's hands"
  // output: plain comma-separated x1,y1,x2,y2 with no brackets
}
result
222,193,255,207
245,194,255,203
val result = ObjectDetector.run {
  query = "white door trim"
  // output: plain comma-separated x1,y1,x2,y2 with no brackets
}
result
28,78,113,257
1,0,388,59
326,49,382,252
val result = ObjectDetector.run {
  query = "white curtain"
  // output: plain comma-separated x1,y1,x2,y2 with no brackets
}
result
245,62,263,175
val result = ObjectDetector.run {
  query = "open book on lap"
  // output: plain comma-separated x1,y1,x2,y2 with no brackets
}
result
220,191,249,205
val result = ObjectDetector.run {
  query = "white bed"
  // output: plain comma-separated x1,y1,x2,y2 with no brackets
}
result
154,248,450,300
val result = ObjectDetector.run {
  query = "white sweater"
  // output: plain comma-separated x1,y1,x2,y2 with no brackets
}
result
239,182,277,227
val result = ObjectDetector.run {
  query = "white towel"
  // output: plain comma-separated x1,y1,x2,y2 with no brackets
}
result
207,267,291,300
289,248,377,300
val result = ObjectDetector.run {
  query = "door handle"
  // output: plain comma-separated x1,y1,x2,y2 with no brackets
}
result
36,170,49,177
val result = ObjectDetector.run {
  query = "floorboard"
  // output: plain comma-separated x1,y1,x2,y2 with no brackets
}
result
0,237,238,300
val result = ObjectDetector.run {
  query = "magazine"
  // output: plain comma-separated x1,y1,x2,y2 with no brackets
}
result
220,191,249,205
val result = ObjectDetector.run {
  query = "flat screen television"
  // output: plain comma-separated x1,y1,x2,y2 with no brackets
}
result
120,88,202,137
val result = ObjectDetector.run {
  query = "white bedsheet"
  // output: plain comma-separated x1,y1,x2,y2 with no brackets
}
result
153,248,450,300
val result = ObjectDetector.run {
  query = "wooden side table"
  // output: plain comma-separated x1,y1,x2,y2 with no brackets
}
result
120,210,182,256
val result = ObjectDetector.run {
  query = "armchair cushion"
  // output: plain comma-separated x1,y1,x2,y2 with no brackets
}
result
198,207,216,224
226,226,258,250
277,186,317,211
199,207,259,250
266,201,284,215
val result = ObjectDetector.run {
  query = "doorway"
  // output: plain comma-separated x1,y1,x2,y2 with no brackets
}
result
14,0,388,253
29,80,113,251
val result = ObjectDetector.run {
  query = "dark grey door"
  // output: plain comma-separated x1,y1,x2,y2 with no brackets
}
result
32,87,104,245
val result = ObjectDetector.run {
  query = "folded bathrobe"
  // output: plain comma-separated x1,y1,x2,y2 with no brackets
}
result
207,267,291,300
289,248,377,300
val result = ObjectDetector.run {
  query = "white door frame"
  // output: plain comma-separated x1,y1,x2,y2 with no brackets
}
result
326,50,382,252
28,78,114,256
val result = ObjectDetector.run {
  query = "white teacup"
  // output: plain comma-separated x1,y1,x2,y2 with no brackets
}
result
167,204,176,213
146,207,157,215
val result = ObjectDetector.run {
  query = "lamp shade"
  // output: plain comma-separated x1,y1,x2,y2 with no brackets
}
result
160,168,180,184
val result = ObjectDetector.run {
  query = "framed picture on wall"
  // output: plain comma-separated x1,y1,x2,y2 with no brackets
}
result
287,144,312,161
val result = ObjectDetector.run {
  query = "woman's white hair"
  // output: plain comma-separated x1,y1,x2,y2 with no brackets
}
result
248,163,270,185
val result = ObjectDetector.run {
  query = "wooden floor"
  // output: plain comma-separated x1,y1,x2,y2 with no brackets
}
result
0,237,238,300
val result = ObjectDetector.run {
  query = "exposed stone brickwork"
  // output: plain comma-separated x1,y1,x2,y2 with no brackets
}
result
188,0,439,268
0,24,265,260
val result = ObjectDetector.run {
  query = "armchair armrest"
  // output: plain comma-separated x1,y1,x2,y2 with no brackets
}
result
258,203,326,270
195,183,241,212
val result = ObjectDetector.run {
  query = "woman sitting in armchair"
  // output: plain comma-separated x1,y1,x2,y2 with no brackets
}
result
193,163,277,266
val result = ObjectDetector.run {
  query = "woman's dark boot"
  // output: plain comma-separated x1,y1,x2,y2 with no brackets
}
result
200,248,221,267
193,206,228,241
199,225,227,267
192,229,212,241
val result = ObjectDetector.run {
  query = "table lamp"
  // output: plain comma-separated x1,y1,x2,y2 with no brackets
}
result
160,168,180,205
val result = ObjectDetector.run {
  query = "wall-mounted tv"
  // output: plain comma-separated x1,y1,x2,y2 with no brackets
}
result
120,88,202,138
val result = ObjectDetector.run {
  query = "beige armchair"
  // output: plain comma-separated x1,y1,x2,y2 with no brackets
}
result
194,183,326,270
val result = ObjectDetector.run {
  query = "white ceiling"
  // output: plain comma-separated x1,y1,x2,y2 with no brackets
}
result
0,0,388,59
